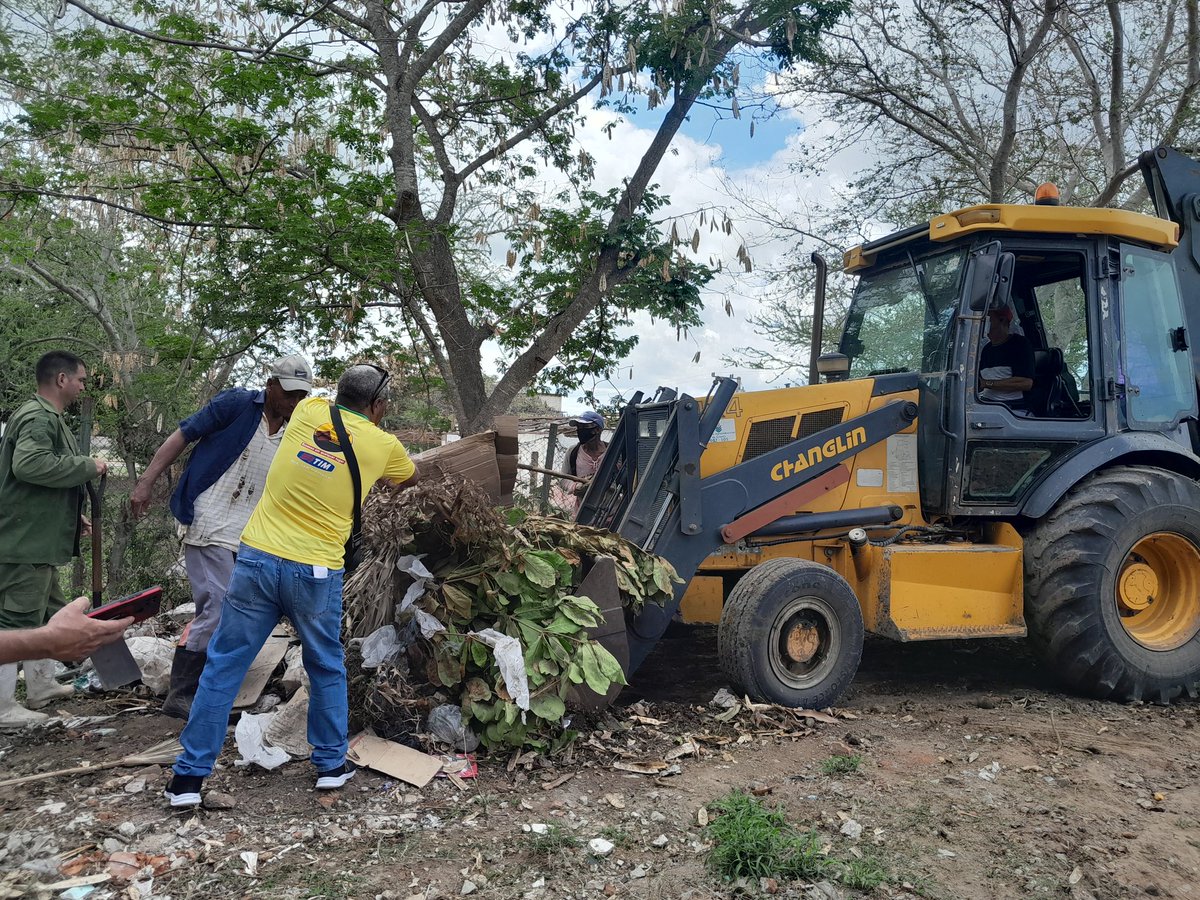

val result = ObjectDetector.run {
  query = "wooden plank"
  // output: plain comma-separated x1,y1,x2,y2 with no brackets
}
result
233,634,291,708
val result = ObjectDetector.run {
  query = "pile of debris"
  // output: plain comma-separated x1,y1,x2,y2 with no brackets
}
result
341,473,679,752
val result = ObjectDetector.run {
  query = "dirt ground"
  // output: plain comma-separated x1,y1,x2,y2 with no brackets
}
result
2,626,1198,900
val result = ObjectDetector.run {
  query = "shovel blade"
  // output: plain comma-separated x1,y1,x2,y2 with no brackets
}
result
89,638,142,689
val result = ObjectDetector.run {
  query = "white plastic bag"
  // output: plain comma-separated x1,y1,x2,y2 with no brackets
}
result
396,554,445,637
469,628,529,711
124,636,175,695
234,712,290,770
361,625,404,668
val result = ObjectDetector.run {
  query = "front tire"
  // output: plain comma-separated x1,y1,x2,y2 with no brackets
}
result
718,558,864,708
1024,466,1200,703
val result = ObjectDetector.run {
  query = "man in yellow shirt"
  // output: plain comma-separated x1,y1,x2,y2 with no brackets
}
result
166,365,418,807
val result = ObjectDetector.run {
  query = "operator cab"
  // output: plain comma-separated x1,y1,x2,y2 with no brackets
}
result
839,198,1194,518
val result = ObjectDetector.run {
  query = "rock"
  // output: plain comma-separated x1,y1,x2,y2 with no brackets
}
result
203,791,238,810
166,602,196,622
117,821,138,838
711,688,739,708
651,835,669,848
523,823,549,835
530,877,545,889
839,820,863,840
102,838,124,854
279,645,309,697
124,778,146,794
630,865,647,879
588,838,615,857
807,882,841,899
461,880,477,895
937,848,957,858
762,877,780,894
649,811,667,823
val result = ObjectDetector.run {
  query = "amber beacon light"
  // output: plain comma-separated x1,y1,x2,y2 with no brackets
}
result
1034,182,1061,205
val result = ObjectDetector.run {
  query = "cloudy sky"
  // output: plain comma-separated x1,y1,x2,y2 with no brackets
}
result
479,63,876,416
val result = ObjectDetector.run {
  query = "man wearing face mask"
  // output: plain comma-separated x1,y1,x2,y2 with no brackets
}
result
562,411,608,514
0,351,108,728
165,364,418,808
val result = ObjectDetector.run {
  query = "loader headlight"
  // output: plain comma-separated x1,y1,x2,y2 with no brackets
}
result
816,352,850,382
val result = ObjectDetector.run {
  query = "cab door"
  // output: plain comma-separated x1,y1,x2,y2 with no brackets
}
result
949,239,1107,514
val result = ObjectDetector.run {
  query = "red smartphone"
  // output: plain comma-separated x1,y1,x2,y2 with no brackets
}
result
87,586,163,623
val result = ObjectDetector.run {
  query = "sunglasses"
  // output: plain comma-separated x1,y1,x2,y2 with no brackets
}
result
363,363,390,406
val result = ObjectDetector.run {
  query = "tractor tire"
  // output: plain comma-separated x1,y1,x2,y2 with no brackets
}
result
718,558,864,708
1024,465,1200,703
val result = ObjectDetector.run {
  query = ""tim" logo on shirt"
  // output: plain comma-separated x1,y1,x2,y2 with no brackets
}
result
297,451,335,473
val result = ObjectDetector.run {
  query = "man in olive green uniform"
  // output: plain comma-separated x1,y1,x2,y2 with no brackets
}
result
0,351,107,729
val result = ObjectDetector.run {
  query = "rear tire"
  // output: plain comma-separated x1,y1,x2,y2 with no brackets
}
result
718,558,864,708
1024,466,1200,703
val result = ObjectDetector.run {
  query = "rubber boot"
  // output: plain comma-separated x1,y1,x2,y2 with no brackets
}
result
24,659,74,709
0,663,49,730
161,648,207,720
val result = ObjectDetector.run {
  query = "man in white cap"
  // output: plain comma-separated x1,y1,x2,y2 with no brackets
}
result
130,354,313,717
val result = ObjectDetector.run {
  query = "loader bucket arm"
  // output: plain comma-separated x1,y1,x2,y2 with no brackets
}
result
1139,147,1200,384
581,377,918,674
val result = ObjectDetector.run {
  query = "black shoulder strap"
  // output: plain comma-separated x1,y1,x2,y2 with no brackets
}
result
329,404,362,542
567,442,581,476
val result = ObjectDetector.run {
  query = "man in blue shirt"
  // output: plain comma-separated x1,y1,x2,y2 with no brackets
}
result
130,354,312,718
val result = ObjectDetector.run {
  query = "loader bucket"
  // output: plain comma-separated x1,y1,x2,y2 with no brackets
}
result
568,555,629,712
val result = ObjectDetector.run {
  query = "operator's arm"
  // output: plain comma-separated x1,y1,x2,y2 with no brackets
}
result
0,598,132,664
982,374,1034,392
10,417,100,488
130,429,189,518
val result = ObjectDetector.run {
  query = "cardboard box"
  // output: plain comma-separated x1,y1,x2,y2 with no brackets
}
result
414,432,501,500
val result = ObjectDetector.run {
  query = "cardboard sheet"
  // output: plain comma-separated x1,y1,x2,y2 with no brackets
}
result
348,730,443,787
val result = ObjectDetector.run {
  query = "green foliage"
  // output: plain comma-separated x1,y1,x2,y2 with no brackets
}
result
486,187,711,394
705,792,828,882
837,855,889,890
347,478,679,751
527,825,582,856
820,753,863,776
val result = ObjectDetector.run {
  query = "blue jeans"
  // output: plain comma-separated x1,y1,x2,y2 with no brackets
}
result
174,544,348,777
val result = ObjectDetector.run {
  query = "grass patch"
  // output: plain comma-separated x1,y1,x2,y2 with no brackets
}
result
599,825,631,846
705,791,828,881
528,825,581,856
837,856,889,890
820,753,863,776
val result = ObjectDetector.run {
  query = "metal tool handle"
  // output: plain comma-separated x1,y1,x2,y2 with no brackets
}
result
85,473,106,608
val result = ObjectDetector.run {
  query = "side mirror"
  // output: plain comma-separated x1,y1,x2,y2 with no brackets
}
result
816,352,850,382
965,244,1015,311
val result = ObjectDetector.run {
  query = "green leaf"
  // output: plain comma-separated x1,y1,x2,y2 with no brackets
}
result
436,652,464,688
529,693,566,721
577,643,610,695
521,553,558,589
495,571,526,595
546,613,581,635
591,642,628,686
470,639,490,668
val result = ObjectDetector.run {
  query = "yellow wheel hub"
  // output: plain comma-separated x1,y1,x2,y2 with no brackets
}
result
1118,563,1158,611
1117,533,1200,651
